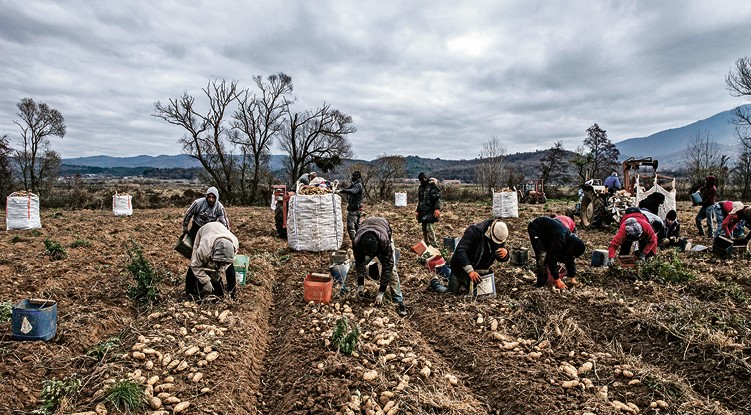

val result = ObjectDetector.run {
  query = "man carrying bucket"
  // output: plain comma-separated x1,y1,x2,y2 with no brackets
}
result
528,216,585,290
429,219,510,295
345,217,408,317
186,222,239,300
182,187,229,242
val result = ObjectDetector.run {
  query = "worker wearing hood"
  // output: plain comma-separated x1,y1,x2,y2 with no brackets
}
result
183,186,229,242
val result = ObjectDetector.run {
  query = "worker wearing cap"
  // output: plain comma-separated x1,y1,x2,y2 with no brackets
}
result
607,211,658,266
720,205,751,239
346,216,407,317
429,219,510,295
338,171,365,243
186,222,239,300
528,216,586,290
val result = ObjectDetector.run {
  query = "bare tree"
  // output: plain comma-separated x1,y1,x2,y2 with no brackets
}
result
727,56,751,98
474,136,506,193
154,79,240,203
231,73,293,203
367,154,406,201
570,146,593,183
539,140,567,185
683,130,727,186
732,147,751,199
278,102,356,185
0,134,14,199
583,123,619,180
13,98,66,195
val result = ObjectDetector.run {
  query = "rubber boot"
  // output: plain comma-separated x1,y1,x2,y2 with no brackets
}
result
535,251,547,287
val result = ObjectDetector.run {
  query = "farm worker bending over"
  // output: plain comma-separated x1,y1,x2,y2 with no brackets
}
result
185,222,239,300
604,172,621,194
552,214,576,233
345,216,408,317
415,172,442,247
528,216,586,290
182,187,229,242
338,171,365,244
607,210,658,266
714,201,744,238
721,205,751,240
429,219,510,295
693,175,717,237
296,171,316,186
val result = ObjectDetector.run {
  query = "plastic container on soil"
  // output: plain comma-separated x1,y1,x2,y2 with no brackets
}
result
690,192,702,206
591,249,608,267
443,237,460,253
469,272,496,299
12,299,57,341
303,273,333,304
510,248,529,266
427,255,446,272
618,255,637,269
174,233,193,259
234,255,249,284
330,249,349,265
411,240,428,255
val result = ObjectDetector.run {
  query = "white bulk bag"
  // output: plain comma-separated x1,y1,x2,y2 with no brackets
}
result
112,193,133,216
394,192,407,207
6,191,42,230
287,193,344,252
636,177,676,219
492,190,519,218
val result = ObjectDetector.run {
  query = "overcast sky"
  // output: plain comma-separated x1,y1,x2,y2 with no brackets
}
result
1,1,751,161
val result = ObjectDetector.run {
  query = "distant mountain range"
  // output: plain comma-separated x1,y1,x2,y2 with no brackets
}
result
62,104,751,178
615,104,750,167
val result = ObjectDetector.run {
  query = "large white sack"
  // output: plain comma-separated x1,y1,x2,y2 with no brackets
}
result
636,177,676,219
112,194,133,216
394,192,407,207
287,193,344,252
492,190,519,218
6,192,42,230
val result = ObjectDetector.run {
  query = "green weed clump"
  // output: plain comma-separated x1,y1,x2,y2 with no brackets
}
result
33,376,81,415
0,301,12,324
43,238,68,260
105,380,145,412
70,238,91,248
86,337,120,361
331,316,360,355
640,252,695,283
126,241,162,307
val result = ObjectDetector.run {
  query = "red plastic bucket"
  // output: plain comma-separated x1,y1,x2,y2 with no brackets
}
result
303,273,333,304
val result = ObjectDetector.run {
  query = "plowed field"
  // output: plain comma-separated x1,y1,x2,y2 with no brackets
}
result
1,200,749,415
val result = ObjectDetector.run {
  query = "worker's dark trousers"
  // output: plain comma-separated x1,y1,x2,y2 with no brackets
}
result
186,265,236,300
347,210,361,242
527,221,548,287
695,205,714,236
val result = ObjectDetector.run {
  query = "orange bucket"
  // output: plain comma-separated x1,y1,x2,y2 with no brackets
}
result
303,273,333,304
411,240,428,255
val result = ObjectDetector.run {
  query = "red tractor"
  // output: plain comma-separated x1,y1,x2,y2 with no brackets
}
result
518,179,547,203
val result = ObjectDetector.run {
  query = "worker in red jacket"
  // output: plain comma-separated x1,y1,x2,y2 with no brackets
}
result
607,211,658,266
552,214,576,233
721,205,751,240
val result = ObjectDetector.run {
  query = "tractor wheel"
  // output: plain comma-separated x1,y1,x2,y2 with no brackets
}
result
540,195,547,204
591,196,607,228
580,193,594,228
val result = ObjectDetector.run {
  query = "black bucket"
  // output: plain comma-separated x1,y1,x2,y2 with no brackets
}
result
712,236,733,258
510,248,529,266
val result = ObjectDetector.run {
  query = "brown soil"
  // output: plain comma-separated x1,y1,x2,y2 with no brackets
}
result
0,200,749,414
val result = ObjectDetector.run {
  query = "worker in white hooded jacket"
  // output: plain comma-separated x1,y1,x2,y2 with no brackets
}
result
182,187,229,242
186,222,239,300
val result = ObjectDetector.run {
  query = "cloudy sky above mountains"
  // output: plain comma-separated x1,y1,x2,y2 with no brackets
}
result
1,0,751,160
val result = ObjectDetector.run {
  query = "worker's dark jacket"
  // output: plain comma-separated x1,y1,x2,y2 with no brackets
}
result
340,179,364,212
353,217,394,293
528,216,576,279
450,219,508,281
416,180,442,222
699,176,717,207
